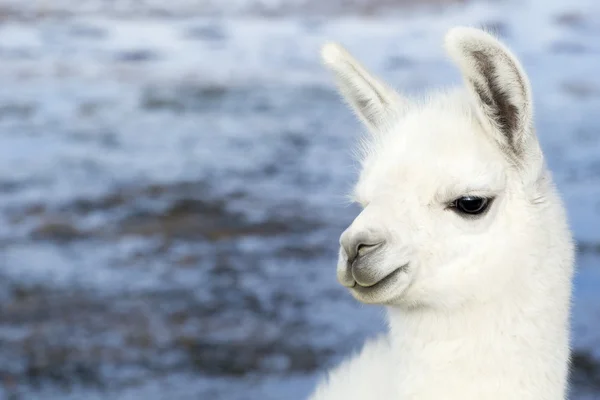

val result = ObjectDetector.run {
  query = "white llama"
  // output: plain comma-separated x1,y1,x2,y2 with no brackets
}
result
309,27,574,400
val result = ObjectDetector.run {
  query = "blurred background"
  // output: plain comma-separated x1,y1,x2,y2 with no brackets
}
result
0,0,598,399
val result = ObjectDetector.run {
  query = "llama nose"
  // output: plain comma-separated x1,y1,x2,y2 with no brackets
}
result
340,229,385,264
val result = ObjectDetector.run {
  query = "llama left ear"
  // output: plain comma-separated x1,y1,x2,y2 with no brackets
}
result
321,42,407,134
445,27,541,174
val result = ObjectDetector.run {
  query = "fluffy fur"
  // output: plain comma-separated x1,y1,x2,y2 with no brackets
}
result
309,27,574,400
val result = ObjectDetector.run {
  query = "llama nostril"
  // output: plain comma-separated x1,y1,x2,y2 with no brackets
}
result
356,243,382,258
346,241,384,264
340,228,385,264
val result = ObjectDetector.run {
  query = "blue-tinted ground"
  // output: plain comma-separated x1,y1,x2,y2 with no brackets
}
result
0,0,598,398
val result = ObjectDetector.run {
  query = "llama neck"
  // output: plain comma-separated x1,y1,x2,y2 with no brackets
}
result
386,282,571,399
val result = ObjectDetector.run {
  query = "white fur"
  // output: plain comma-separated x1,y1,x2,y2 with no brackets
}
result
309,27,574,400
321,42,407,134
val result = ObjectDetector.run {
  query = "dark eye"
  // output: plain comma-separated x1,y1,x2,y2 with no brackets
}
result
451,196,491,215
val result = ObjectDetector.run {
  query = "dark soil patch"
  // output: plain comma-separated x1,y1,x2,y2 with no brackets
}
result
19,181,323,243
571,351,600,391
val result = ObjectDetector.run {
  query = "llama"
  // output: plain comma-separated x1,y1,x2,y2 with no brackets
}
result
309,27,574,400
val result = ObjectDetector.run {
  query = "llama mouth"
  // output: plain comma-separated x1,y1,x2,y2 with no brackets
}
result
352,264,408,292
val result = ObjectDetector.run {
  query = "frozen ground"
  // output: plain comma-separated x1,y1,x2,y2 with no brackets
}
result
0,0,599,398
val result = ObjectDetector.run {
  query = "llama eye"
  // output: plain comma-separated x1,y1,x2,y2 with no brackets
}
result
450,196,491,216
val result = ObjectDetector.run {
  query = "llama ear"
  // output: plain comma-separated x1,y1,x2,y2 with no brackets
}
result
445,27,536,162
321,42,406,134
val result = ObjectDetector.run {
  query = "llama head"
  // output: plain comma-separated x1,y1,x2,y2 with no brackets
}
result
323,27,547,309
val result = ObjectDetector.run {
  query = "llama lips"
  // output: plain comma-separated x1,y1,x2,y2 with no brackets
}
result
350,247,392,287
337,267,357,288
352,265,407,290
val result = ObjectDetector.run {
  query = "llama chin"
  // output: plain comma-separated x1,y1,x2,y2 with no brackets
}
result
309,27,574,400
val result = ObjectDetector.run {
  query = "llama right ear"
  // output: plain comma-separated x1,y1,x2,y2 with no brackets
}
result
321,42,407,134
445,27,539,168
